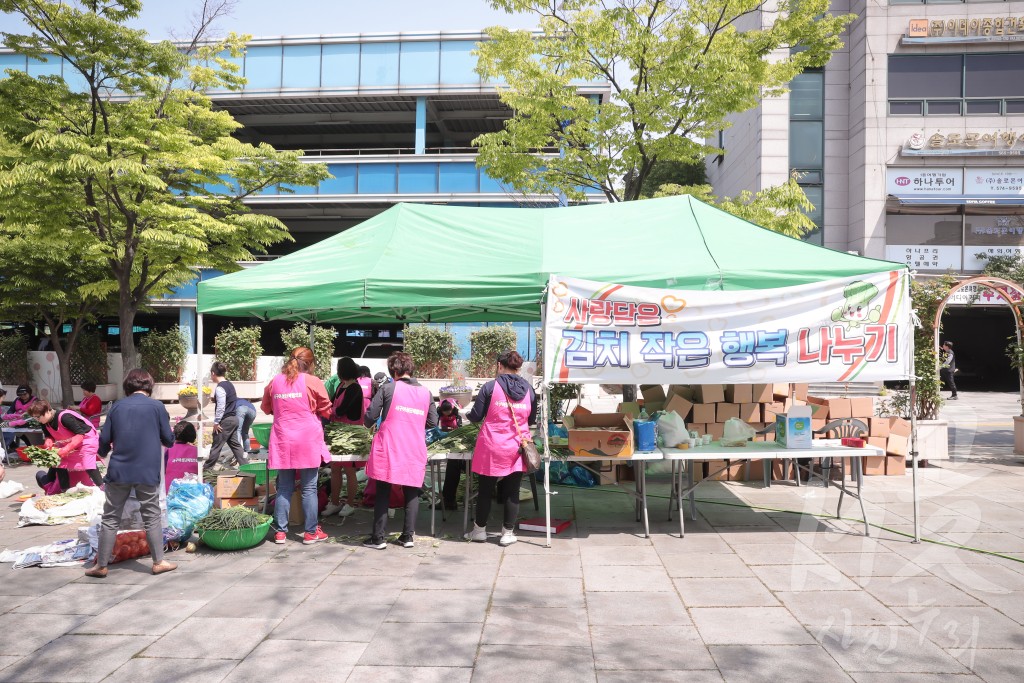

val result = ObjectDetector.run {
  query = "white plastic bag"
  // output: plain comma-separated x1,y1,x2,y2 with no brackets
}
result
657,411,689,447
0,480,25,499
720,418,756,447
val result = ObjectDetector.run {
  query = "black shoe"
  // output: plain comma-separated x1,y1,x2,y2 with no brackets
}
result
362,536,387,550
396,533,414,548
950,395,958,400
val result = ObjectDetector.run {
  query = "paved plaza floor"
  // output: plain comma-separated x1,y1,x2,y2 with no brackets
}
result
1,392,1022,682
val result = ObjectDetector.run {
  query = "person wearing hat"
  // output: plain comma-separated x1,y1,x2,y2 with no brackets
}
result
2,385,37,452
940,341,958,400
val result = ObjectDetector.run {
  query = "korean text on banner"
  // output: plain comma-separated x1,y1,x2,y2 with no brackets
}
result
543,273,912,385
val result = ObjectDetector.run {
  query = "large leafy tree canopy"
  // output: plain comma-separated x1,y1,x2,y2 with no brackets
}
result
0,0,328,373
474,0,852,204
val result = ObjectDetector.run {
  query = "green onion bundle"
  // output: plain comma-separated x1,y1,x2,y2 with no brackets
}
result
195,506,272,532
23,446,61,468
427,423,481,453
323,423,373,455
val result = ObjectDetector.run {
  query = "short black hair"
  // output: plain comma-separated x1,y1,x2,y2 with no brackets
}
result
173,421,197,444
211,361,228,377
337,356,360,381
81,381,97,392
123,369,154,396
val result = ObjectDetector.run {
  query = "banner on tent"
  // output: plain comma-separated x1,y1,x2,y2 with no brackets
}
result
543,272,912,385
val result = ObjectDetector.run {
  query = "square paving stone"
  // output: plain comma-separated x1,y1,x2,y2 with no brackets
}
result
221,638,365,682
385,589,490,622
661,552,754,578
491,577,584,608
482,606,590,647
0,613,89,656
175,552,269,575
0,568,76,596
332,551,424,576
591,625,716,670
691,607,816,645
194,585,312,619
821,552,924,582
862,576,981,607
501,537,580,555
849,674,982,683
597,672,723,683
238,559,339,586
270,594,392,642
580,545,662,566
650,534,732,555
142,616,278,659
12,582,142,615
406,562,498,590
499,553,582,578
954,647,1024,683
583,564,674,592
586,591,691,626
816,624,970,673
0,634,155,682
357,622,481,667
776,591,903,627
125,572,239,602
473,644,595,683
346,666,472,683
893,605,1024,650
710,644,854,683
675,578,779,608
101,657,239,683
928,561,1024,597
729,543,827,566
574,532,652,546
72,599,206,635
751,563,861,592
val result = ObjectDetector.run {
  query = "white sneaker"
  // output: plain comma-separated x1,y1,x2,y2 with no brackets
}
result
499,528,518,547
338,504,356,517
322,503,343,517
464,524,487,542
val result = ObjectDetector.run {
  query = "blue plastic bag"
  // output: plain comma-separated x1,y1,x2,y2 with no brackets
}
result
165,478,214,543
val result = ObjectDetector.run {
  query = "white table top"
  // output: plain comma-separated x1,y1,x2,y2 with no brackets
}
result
327,451,473,462
545,450,664,462
659,439,884,461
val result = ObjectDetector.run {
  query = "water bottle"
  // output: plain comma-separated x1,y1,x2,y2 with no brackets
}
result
639,406,649,421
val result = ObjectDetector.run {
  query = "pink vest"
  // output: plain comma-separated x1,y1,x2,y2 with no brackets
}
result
42,470,93,495
164,443,199,492
332,379,372,426
51,409,99,471
472,381,530,478
267,373,330,470
358,377,372,414
366,381,431,487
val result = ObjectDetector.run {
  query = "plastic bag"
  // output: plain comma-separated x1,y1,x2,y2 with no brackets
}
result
165,476,214,543
0,480,25,499
657,411,689,447
720,418,756,447
541,461,597,488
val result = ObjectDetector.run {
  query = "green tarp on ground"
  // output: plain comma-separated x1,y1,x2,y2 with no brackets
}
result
197,195,906,323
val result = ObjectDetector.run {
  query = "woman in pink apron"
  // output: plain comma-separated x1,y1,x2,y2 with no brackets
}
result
362,352,437,549
324,357,371,518
465,350,537,547
26,400,103,491
164,421,199,492
262,347,332,545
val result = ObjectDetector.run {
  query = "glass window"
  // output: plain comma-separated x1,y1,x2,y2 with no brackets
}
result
802,185,824,228
789,121,823,169
27,55,61,78
888,55,962,99
966,100,1001,115
397,163,438,193
1008,100,1024,114
479,168,506,193
322,44,360,88
60,58,89,93
438,162,479,193
321,164,357,194
282,44,321,88
360,42,400,87
244,46,282,89
357,163,397,193
890,101,923,115
790,71,823,120
210,50,243,92
0,54,26,74
965,214,1024,246
886,213,963,245
440,41,480,85
278,182,315,195
399,41,440,86
926,100,962,115
966,54,1024,98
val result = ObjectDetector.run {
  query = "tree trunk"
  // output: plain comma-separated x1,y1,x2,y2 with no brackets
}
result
44,317,80,409
119,300,138,379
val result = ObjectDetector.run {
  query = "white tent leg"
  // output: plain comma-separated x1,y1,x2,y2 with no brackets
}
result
910,377,920,543
197,312,205,480
308,321,315,349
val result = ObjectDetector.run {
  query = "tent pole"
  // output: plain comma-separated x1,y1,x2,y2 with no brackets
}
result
910,375,920,544
196,312,205,480
540,291,552,548
308,319,315,349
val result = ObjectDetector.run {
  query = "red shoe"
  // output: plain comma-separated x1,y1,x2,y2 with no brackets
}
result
302,526,328,545
274,531,286,544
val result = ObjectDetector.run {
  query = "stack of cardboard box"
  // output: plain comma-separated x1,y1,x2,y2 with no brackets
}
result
214,472,258,509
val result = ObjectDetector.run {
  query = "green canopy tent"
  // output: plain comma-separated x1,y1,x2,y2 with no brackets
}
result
196,195,924,543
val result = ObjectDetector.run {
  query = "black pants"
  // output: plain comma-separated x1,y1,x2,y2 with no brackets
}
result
442,460,466,509
205,414,246,467
36,467,103,490
372,481,421,540
475,472,523,529
940,368,958,397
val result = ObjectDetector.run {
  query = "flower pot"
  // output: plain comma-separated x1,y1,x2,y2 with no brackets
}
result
178,394,199,410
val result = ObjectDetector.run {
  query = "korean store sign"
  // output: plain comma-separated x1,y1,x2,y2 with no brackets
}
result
885,168,962,195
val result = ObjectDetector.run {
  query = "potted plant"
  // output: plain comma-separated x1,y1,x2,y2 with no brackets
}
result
439,373,473,408
404,325,456,379
214,324,263,398
139,326,189,401
280,323,335,380
467,324,518,378
70,331,116,402
177,384,212,415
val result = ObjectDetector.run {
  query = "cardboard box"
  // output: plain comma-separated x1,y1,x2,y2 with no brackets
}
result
792,383,808,401
564,412,635,458
885,455,907,476
776,406,813,449
215,473,256,499
716,402,740,422
691,403,717,424
706,459,729,481
812,418,826,436
693,384,725,404
738,403,760,422
724,384,753,404
688,423,707,436
888,417,911,438
667,384,695,401
808,402,829,420
849,397,874,418
665,394,693,421
215,496,259,510
726,460,746,481
867,436,887,450
826,398,852,419
616,402,642,419
595,461,618,486
773,383,791,399
640,384,667,404
643,401,665,413
886,434,909,457
762,402,785,423
869,418,890,438
751,383,773,403
863,455,886,476
706,423,725,440
742,459,765,481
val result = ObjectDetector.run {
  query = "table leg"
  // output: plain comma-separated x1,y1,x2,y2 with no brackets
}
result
640,461,650,538
678,460,685,538
855,456,870,537
463,462,472,534
430,461,437,537
688,464,696,522
263,460,272,516
634,463,641,523
667,460,676,522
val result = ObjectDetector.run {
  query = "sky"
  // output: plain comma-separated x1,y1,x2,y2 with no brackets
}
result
0,0,539,39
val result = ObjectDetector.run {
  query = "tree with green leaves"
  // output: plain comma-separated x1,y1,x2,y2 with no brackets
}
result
474,0,851,215
0,0,328,376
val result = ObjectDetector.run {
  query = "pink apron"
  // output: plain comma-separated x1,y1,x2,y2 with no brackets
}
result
336,379,372,467
267,373,330,470
42,470,93,495
366,381,431,487
164,443,199,492
472,382,530,478
51,409,99,471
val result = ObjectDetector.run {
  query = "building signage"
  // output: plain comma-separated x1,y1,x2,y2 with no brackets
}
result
964,246,1024,271
904,17,1024,43
946,283,1024,307
885,168,962,195
885,245,961,271
902,131,1024,157
963,169,1024,196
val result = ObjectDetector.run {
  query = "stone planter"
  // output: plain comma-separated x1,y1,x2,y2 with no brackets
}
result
915,419,949,463
231,380,264,400
71,383,117,402
151,383,182,402
439,390,473,408
1014,415,1024,455
178,394,200,410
